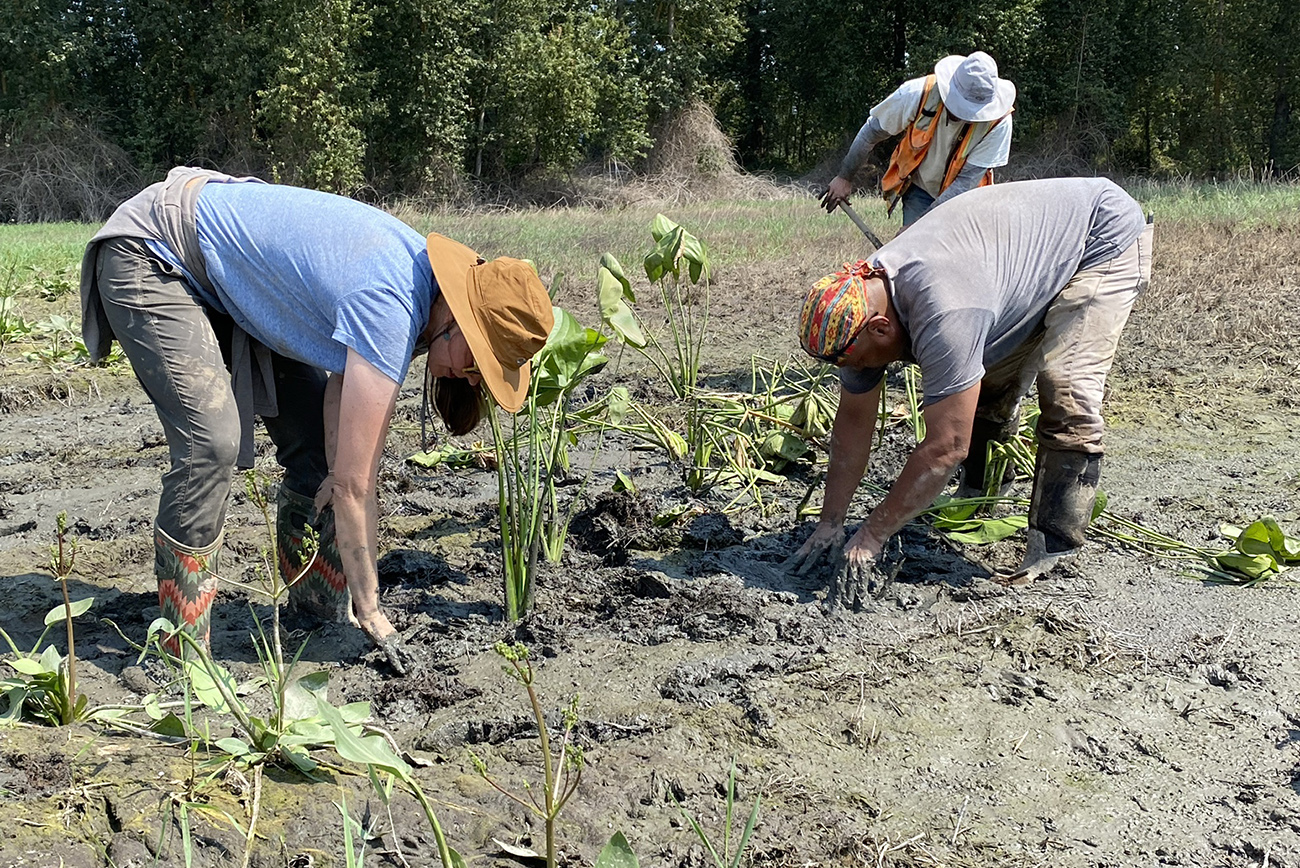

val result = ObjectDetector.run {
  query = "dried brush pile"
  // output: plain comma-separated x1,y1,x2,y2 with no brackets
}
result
0,113,144,223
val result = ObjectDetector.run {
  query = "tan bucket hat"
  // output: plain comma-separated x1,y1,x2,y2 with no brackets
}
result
425,233,554,413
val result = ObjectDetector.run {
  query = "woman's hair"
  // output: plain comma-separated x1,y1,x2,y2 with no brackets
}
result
433,376,484,435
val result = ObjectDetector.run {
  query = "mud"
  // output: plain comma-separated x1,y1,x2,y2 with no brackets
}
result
1,221,1299,867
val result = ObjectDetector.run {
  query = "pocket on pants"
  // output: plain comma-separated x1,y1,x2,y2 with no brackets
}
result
1137,221,1154,290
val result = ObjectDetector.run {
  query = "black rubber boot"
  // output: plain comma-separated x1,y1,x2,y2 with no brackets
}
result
1018,447,1101,580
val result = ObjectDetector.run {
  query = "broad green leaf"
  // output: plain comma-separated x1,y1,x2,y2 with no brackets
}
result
758,430,809,463
599,253,635,301
150,712,187,738
932,494,979,524
215,737,250,757
650,213,677,242
596,833,639,868
283,670,330,723
1213,550,1277,580
680,232,709,284
8,656,49,676
315,695,409,781
143,693,166,721
338,701,372,723
184,658,238,714
533,306,610,407
44,597,94,626
0,686,28,725
645,227,684,283
613,471,637,493
943,514,1029,545
598,261,647,349
37,644,60,672
282,747,317,773
605,386,631,425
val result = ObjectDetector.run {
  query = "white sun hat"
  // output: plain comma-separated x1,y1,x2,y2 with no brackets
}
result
934,51,1016,123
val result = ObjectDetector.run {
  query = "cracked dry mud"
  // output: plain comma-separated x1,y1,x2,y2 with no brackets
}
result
0,220,1298,867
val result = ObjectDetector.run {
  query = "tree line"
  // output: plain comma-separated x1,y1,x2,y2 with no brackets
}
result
1,0,1295,219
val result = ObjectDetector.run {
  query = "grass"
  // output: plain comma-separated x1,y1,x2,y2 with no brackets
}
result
1127,177,1300,225
3,179,1298,392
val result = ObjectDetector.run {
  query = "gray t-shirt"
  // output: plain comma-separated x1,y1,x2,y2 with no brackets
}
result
839,177,1145,403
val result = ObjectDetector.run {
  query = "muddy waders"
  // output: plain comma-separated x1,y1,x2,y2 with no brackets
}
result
1019,446,1101,579
155,526,222,657
276,486,352,622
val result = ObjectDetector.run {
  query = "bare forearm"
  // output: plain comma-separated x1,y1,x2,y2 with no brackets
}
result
819,386,881,526
861,442,961,544
330,487,382,619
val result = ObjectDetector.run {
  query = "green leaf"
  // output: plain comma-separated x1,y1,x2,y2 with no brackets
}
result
758,430,809,463
943,514,1029,545
598,263,647,348
44,597,94,626
282,746,317,773
184,659,238,714
283,670,330,723
650,213,677,242
314,695,410,782
645,226,685,283
8,656,49,676
532,306,610,408
215,737,250,757
599,253,635,301
604,386,631,425
613,471,637,494
150,712,187,738
596,832,640,868
1213,550,1278,580
1091,487,1109,520
680,232,709,284
338,701,372,724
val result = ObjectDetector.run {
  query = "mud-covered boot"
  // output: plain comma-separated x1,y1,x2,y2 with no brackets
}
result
1011,448,1101,582
956,415,1021,499
276,486,352,622
155,526,222,658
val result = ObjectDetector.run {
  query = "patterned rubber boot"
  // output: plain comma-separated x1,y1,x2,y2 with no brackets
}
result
155,526,222,658
276,486,352,622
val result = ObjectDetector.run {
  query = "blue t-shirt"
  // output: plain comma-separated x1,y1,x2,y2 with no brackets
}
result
155,181,435,385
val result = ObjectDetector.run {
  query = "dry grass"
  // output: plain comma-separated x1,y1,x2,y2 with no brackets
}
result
1117,220,1300,397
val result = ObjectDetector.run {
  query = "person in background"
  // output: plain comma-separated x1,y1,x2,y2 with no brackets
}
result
822,51,1016,227
80,167,553,671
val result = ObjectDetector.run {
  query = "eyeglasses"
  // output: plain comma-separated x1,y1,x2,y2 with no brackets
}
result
806,320,868,365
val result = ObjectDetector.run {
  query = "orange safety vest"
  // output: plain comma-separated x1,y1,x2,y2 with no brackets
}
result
880,75,1008,216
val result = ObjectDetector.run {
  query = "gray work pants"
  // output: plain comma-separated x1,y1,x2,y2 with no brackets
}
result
94,237,329,547
973,221,1154,453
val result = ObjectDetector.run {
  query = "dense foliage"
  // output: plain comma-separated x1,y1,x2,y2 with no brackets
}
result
1,0,1295,217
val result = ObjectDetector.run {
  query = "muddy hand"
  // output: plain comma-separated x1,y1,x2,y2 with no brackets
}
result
785,523,845,576
372,632,418,677
826,557,893,613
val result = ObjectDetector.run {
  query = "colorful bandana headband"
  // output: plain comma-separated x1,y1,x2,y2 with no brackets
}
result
798,260,886,360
